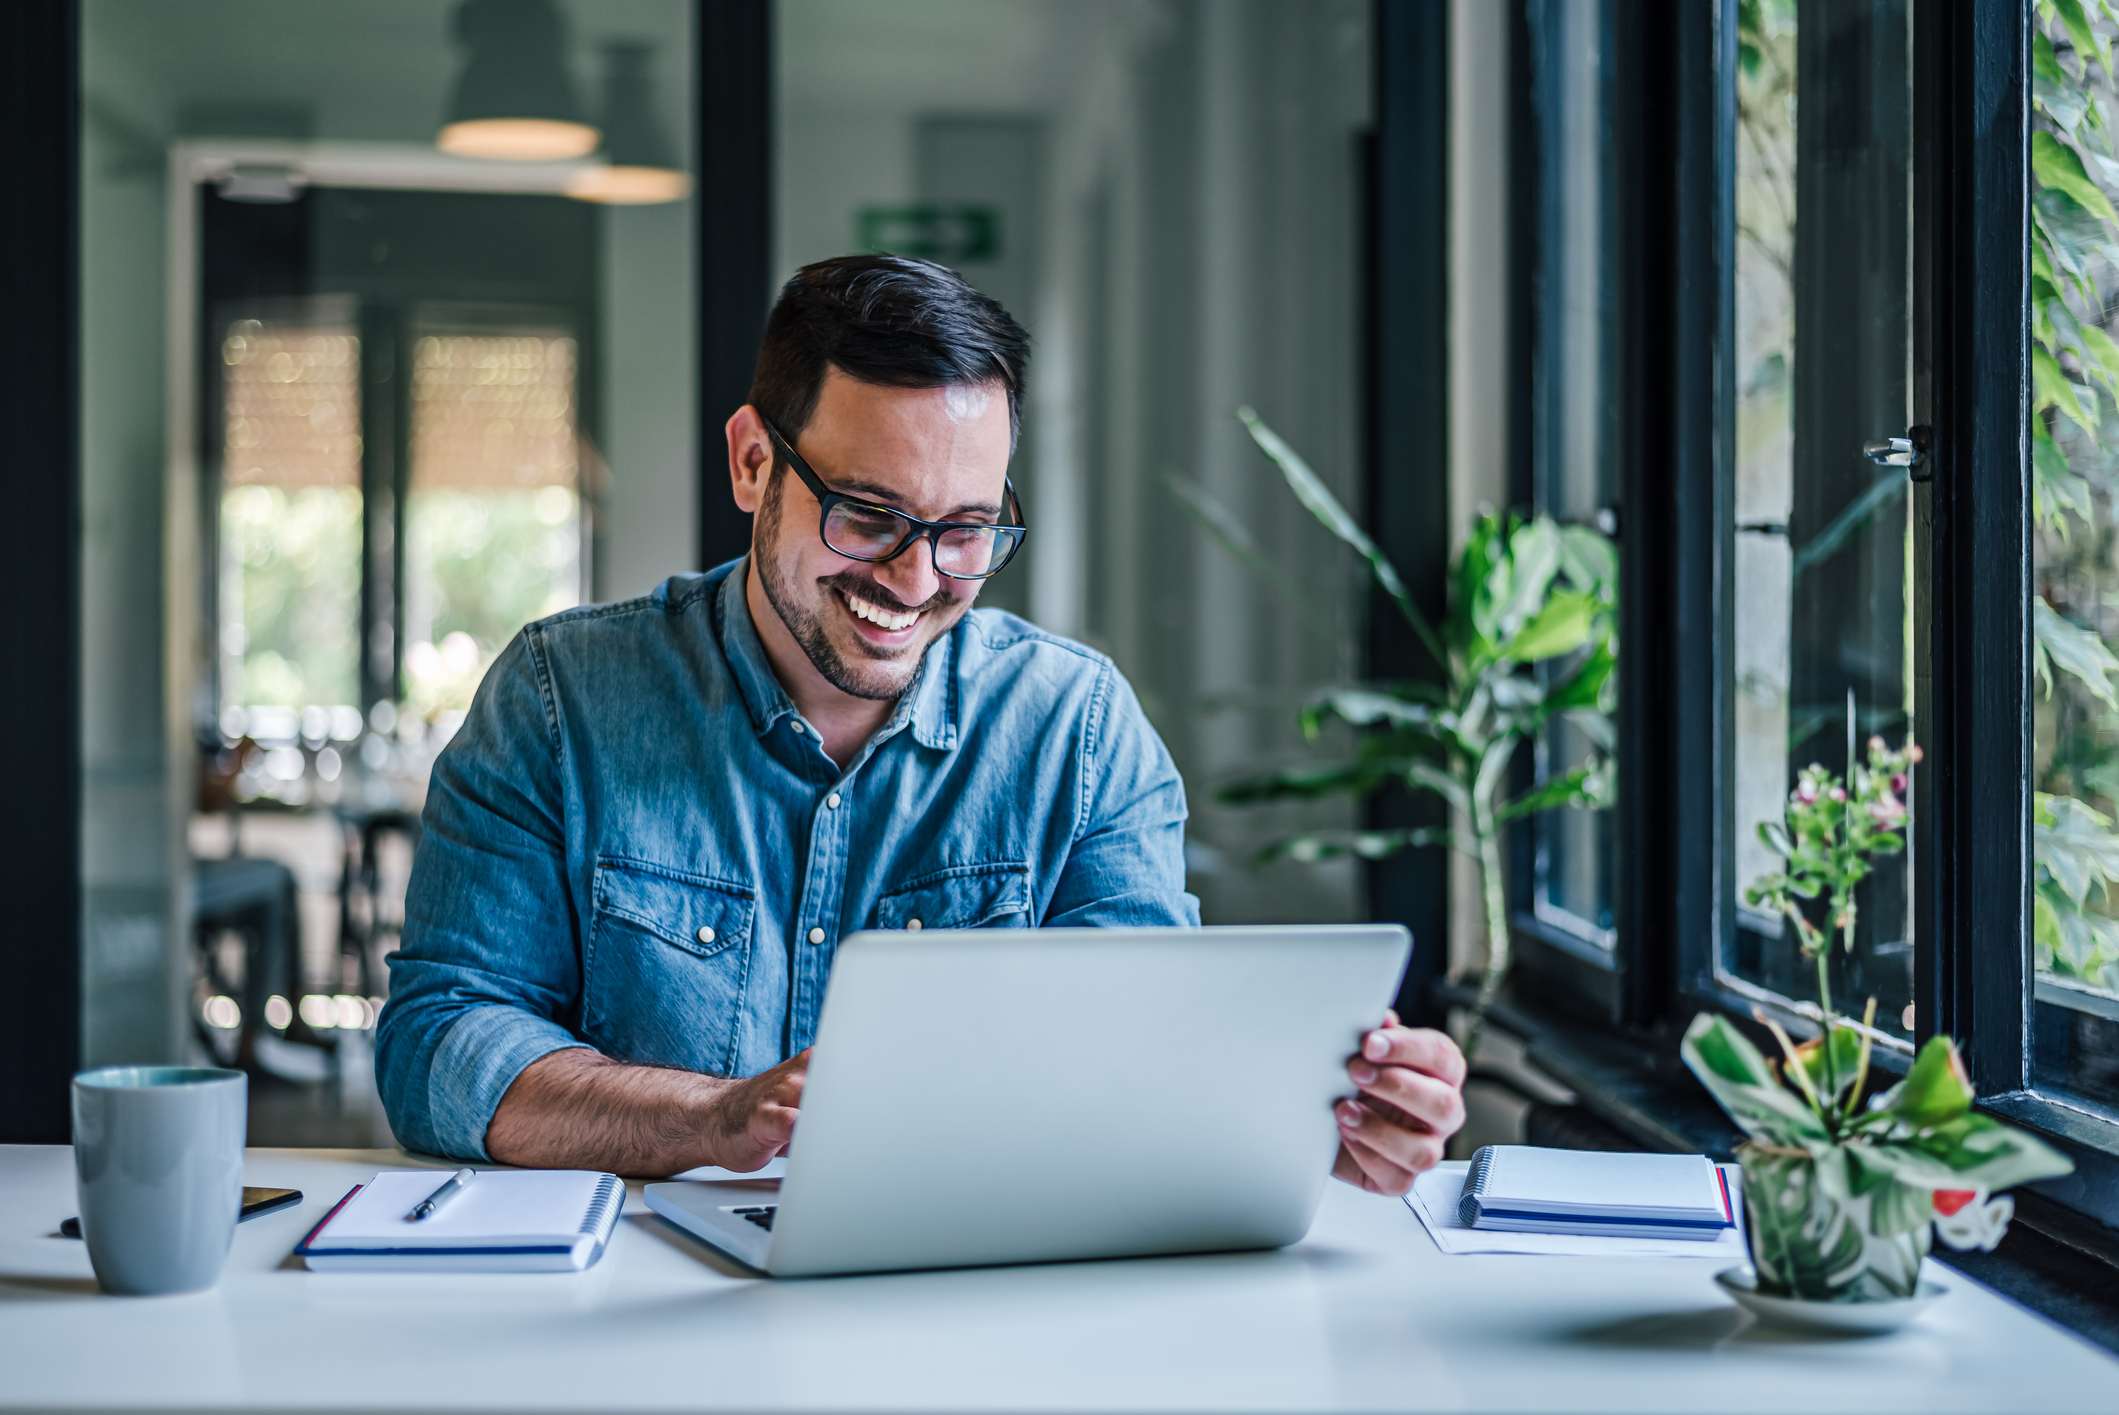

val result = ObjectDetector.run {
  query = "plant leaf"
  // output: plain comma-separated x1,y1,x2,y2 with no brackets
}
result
1853,1116,2075,1194
1298,687,1458,743
1556,524,1619,600
1259,826,1472,864
2032,596,2119,709
2033,791,2119,905
1238,407,1448,669
1403,760,1471,813
1162,473,1311,605
1498,518,1562,639
1501,589,1599,662
1680,1013,1833,1144
1495,759,1612,824
1218,757,1399,805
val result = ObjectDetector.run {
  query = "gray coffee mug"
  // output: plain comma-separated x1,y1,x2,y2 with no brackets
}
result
71,1066,246,1295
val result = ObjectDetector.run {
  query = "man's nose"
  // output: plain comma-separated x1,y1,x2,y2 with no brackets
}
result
872,535,941,605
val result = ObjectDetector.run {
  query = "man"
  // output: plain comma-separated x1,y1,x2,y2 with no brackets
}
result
375,254,1465,1194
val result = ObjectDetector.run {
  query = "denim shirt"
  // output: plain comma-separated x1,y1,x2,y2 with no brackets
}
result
375,558,1199,1160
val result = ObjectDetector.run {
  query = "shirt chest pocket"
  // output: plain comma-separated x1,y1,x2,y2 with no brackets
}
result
873,862,1034,932
583,856,757,1075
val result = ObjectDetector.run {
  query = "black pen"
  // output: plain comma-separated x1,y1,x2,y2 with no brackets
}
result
408,1168,476,1221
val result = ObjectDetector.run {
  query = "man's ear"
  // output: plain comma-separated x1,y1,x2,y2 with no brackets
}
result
726,405,774,514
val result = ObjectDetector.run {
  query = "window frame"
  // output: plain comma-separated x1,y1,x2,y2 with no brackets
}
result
1493,0,2119,1242
1506,0,1626,1023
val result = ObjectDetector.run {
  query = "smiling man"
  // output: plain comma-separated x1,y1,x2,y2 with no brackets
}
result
375,254,1465,1192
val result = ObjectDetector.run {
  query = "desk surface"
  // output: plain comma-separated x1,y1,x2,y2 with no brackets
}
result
2,1145,2112,1413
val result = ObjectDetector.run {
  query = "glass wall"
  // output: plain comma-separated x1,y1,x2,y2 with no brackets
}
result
80,0,696,1141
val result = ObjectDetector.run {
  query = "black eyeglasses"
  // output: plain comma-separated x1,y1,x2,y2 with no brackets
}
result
760,413,1027,581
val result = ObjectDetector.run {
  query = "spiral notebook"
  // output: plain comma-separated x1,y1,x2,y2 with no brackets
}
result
296,1169,625,1272
1457,1145,1734,1242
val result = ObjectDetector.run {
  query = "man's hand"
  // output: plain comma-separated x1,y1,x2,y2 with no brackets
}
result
701,1047,811,1172
1331,1010,1467,1196
486,1046,813,1178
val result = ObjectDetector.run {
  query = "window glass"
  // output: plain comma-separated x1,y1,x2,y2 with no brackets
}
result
217,317,363,723
404,328,584,722
2029,3,2119,1111
1726,0,1917,1043
1527,0,1618,943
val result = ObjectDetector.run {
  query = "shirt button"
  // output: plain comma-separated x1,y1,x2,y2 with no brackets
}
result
695,926,715,945
826,792,842,810
906,918,923,931
789,720,806,735
807,926,826,945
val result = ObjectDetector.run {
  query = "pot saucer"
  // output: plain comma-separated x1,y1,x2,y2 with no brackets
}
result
1715,1266,1946,1335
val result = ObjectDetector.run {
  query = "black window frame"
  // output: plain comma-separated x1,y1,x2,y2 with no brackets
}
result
1498,0,2119,1250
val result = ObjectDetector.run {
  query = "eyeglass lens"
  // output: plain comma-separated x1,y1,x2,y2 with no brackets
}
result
822,502,1013,578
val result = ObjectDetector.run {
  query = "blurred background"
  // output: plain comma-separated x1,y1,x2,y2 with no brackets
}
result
75,0,1390,1146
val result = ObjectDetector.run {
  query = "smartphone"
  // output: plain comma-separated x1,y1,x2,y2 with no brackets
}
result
59,1185,303,1239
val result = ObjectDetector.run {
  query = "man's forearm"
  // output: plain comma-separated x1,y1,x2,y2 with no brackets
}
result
485,1048,733,1176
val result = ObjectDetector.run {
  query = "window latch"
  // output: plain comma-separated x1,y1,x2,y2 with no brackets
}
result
1864,425,1932,482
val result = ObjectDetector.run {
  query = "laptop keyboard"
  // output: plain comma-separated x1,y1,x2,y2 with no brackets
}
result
730,1205,777,1230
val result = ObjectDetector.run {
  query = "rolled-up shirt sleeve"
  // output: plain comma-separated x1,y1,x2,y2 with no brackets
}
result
1042,663,1203,928
375,629,588,1160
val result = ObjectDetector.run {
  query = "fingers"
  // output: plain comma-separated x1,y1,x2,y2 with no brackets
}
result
718,1102,797,1173
746,1101,797,1149
1347,1057,1466,1140
1336,1097,1445,1185
1333,1143,1388,1194
1332,1117,1420,1195
1356,1025,1466,1087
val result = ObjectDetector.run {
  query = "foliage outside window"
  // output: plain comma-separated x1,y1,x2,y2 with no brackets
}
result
402,331,584,721
216,320,585,738
2030,1,2119,1008
217,321,363,718
1729,0,1917,1042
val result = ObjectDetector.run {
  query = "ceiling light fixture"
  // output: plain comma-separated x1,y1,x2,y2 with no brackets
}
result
437,0,599,162
566,41,693,205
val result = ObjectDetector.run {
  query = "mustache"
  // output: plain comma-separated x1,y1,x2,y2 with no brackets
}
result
823,572,951,616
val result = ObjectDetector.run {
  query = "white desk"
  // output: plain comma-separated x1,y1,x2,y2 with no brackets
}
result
1,1145,2111,1412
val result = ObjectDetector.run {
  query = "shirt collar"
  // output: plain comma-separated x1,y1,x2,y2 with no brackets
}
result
715,557,958,751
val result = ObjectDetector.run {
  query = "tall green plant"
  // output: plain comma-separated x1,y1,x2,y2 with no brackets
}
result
2031,1,2119,994
1186,409,1617,1051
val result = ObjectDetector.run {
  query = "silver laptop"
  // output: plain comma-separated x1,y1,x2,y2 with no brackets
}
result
644,923,1411,1278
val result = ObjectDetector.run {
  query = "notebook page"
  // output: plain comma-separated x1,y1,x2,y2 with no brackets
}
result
1484,1147,1722,1216
322,1170,617,1248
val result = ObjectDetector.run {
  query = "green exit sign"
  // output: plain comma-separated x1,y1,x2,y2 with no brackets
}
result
856,205,1000,263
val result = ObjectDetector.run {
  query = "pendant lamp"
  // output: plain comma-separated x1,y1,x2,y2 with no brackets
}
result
566,41,693,205
438,0,600,161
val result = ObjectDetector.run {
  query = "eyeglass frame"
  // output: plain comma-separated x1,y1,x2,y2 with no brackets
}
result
758,411,1028,580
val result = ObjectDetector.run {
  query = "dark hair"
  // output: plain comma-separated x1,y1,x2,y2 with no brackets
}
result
748,254,1031,451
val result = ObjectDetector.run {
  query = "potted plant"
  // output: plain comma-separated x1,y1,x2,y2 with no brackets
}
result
1682,734,2073,1310
1174,409,1618,1055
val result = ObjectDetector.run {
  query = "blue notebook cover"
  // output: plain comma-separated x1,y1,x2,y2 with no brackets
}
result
1458,1145,1733,1239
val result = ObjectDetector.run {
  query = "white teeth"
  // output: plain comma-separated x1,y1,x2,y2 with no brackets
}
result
843,592,919,632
